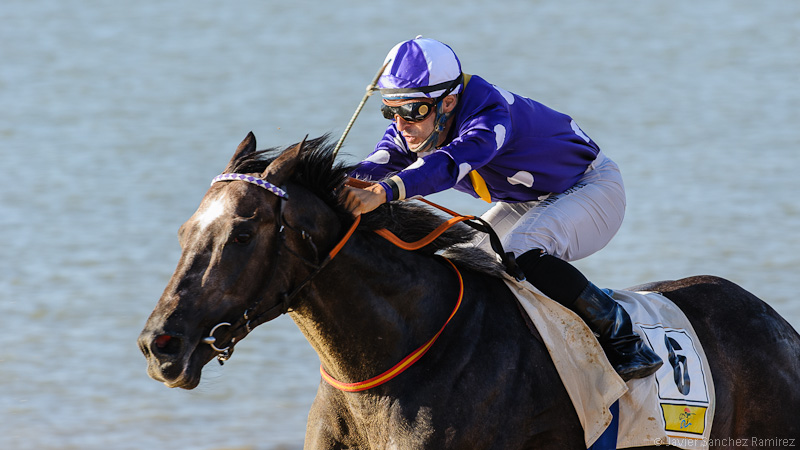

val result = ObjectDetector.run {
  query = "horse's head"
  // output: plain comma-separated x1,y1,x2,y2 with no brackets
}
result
138,132,350,389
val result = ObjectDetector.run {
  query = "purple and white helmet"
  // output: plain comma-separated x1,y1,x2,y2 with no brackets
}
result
378,37,463,100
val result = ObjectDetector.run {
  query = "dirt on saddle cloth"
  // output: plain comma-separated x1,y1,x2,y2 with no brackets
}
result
504,277,715,450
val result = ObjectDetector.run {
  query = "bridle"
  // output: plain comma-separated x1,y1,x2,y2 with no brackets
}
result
199,173,519,392
201,173,361,364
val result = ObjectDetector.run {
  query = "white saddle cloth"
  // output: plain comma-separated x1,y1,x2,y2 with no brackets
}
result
503,276,715,449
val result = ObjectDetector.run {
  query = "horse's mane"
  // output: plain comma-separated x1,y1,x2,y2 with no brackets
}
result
230,135,505,277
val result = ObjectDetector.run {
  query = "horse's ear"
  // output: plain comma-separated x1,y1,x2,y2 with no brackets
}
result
223,131,258,173
261,135,307,185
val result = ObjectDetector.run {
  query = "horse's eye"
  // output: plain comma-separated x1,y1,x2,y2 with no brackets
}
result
233,233,252,244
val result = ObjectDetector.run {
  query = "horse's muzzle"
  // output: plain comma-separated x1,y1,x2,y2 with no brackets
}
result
138,330,203,389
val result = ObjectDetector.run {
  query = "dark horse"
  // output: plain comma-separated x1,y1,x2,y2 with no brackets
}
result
139,133,800,449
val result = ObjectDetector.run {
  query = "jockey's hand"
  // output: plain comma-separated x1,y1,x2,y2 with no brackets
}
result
342,184,386,216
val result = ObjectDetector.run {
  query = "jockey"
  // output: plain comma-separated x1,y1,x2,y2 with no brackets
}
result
344,37,662,381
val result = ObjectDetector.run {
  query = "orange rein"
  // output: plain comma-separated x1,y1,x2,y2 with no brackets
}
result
319,179,471,392
320,258,463,392
345,177,480,251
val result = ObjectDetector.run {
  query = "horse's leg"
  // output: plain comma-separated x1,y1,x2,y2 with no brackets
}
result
304,385,359,450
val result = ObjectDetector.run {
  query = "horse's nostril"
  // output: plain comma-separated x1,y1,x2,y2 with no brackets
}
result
153,334,182,355
155,335,172,348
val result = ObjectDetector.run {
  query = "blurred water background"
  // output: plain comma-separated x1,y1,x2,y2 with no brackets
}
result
1,1,798,449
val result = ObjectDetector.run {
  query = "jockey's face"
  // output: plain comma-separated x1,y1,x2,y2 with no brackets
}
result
383,96,457,151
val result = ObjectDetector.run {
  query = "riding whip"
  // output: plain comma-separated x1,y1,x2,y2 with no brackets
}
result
332,59,391,158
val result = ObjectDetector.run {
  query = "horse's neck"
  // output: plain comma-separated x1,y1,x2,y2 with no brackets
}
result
289,242,456,384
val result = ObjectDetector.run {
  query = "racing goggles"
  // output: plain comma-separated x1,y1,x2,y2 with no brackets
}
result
381,100,436,123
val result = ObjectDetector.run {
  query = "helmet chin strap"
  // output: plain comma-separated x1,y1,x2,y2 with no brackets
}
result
401,73,463,153
411,100,452,153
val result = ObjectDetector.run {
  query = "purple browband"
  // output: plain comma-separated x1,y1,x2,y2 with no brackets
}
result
211,173,289,199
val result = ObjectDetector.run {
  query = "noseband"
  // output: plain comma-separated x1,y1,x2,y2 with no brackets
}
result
202,173,360,364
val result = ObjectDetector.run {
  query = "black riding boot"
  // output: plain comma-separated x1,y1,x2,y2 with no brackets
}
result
516,250,663,381
572,283,663,380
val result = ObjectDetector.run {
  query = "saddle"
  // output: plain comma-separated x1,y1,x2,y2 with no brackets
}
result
506,277,716,450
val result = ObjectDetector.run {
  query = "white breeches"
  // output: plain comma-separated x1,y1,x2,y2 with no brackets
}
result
473,152,626,262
